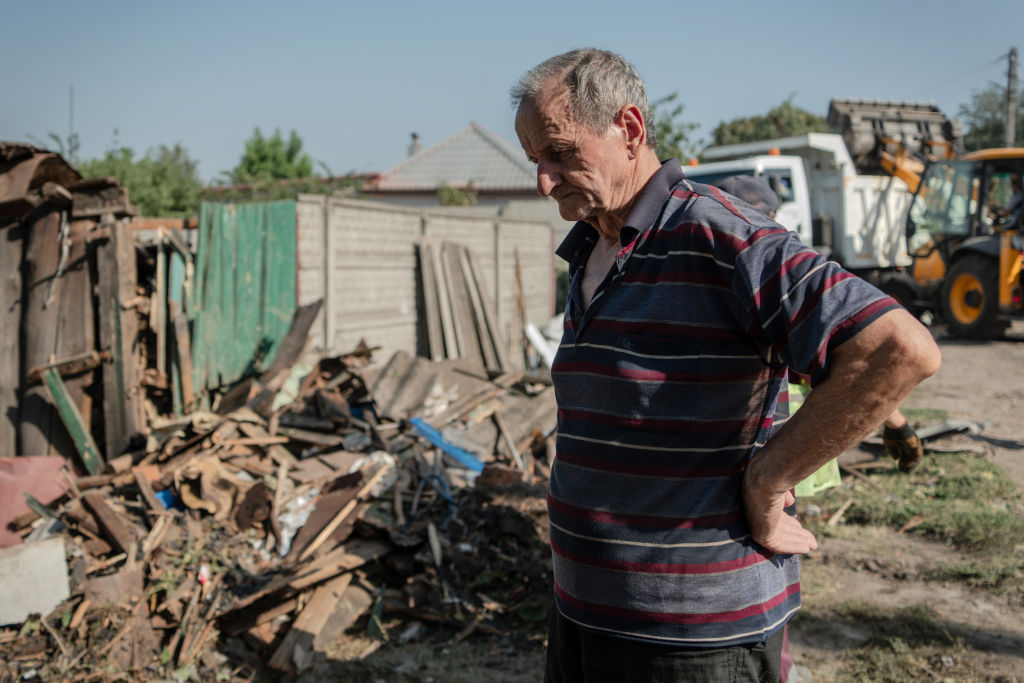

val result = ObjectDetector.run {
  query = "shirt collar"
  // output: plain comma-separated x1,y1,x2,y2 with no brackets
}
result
555,158,685,263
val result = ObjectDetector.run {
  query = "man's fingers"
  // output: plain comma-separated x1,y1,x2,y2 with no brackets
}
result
758,523,818,555
753,509,818,555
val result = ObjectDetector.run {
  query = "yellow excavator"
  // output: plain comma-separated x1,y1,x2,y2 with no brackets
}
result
830,100,1024,338
906,149,1024,337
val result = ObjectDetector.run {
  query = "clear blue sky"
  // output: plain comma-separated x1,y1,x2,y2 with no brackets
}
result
2,0,1021,183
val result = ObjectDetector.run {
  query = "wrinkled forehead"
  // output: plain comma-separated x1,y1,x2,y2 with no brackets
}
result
515,83,575,145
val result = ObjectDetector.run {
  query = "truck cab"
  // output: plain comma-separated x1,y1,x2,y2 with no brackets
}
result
684,133,914,275
682,154,812,245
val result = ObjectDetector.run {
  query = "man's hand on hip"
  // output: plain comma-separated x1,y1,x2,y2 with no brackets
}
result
741,464,818,555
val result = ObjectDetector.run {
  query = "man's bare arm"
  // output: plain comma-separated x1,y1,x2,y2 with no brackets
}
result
742,308,942,554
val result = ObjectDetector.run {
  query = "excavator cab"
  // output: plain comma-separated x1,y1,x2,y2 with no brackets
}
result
906,151,1024,337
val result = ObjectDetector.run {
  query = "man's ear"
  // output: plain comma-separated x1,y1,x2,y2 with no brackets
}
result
616,104,646,158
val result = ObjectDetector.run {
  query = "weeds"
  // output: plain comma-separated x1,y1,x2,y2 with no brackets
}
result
899,406,950,425
803,452,1024,594
833,602,965,682
808,453,1024,553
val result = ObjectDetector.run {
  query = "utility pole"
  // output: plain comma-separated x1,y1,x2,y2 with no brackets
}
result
1006,48,1017,147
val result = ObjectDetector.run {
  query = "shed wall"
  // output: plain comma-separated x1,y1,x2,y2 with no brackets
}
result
296,196,555,362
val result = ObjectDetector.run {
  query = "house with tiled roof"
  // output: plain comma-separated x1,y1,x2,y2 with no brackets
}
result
363,121,573,240
363,122,540,205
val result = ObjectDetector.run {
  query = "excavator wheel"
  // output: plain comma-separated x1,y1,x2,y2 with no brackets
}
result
940,254,1006,339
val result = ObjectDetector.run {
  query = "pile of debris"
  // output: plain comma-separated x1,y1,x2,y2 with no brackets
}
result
0,345,556,680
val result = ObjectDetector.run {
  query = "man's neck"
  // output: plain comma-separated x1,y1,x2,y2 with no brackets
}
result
590,150,662,242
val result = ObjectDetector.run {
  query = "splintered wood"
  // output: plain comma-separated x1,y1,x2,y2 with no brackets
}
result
1,342,557,681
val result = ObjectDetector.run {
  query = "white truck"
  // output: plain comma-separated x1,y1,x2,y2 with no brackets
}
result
683,132,915,283
682,100,965,312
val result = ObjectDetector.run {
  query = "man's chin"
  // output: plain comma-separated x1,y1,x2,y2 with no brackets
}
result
555,197,593,222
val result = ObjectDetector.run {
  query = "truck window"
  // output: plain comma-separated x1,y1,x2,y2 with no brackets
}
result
908,160,975,251
763,170,795,204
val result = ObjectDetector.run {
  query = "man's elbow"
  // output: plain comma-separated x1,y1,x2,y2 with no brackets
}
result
892,313,942,384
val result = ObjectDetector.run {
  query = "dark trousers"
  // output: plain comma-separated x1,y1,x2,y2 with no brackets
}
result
545,609,783,683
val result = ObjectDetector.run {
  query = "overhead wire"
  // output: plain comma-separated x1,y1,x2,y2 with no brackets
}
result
908,53,1011,101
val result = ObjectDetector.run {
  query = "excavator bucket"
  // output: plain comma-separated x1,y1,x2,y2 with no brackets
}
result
828,99,963,176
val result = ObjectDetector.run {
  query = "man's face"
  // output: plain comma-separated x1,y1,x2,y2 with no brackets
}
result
515,80,630,223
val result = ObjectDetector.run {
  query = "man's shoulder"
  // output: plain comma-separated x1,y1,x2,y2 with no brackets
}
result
661,178,785,241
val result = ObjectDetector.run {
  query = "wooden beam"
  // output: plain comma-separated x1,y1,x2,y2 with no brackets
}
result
268,574,353,672
27,350,110,384
173,313,195,410
430,241,458,358
81,491,139,553
467,248,511,371
0,220,23,456
40,367,102,475
458,246,498,371
155,231,167,376
417,242,444,361
298,466,390,561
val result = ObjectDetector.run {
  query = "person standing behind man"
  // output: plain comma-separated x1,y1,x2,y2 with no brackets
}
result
511,48,941,682
716,175,925,472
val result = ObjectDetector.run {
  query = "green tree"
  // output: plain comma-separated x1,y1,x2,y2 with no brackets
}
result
437,181,477,206
712,98,829,146
650,92,701,161
957,84,1024,151
228,128,313,183
78,144,202,217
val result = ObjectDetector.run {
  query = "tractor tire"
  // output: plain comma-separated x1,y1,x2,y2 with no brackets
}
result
940,254,1006,339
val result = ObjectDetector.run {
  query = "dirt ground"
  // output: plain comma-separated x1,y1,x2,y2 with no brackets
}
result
316,322,1024,683
788,322,1024,682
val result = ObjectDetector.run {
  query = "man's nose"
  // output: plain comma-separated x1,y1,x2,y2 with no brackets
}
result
536,160,562,197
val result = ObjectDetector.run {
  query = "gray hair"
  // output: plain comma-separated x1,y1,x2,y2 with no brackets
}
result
511,48,657,149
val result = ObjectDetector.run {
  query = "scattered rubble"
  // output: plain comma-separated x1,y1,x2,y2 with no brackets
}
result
0,142,561,681
0,344,556,680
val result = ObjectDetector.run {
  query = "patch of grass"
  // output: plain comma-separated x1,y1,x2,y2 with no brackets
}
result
900,406,950,425
833,602,967,682
928,555,1024,594
807,453,1024,553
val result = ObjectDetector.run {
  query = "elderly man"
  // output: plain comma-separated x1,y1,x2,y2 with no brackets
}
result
511,49,941,682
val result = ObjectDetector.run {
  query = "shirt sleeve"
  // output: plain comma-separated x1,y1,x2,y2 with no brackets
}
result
729,223,899,386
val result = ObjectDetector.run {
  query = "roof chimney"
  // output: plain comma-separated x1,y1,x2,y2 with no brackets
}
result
408,132,422,158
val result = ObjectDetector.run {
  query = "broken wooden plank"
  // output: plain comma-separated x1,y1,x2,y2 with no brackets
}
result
315,582,373,651
458,246,498,371
132,466,164,512
26,350,110,384
40,367,102,475
0,219,24,457
417,242,444,361
81,491,139,554
155,231,167,376
220,539,390,616
173,312,195,410
298,466,391,561
466,247,511,372
443,243,480,364
268,573,354,672
276,427,343,448
493,411,527,473
430,240,459,359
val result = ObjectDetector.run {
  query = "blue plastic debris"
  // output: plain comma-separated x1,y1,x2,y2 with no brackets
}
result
408,417,485,473
155,488,184,511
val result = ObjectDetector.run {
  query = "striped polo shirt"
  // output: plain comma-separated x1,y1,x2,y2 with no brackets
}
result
549,158,897,646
